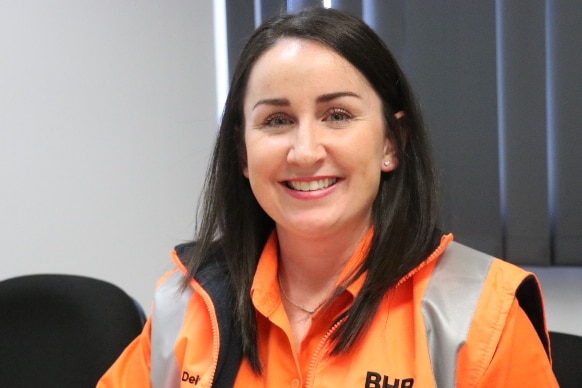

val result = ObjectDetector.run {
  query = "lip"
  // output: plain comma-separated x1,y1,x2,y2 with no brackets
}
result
281,176,341,199
286,177,337,191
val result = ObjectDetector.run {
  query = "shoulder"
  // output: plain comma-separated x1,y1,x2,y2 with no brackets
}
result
458,253,552,384
150,244,242,387
430,241,544,317
422,241,551,385
154,242,233,332
431,241,547,346
479,256,550,356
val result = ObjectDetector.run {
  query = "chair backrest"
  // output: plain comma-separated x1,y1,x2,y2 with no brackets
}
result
550,331,582,387
0,274,146,388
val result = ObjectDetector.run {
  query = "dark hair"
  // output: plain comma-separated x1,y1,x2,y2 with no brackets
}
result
186,7,440,372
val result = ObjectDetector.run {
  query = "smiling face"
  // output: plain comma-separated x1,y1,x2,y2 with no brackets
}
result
242,38,398,241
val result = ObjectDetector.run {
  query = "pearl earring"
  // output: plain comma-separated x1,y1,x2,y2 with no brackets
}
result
383,161,391,166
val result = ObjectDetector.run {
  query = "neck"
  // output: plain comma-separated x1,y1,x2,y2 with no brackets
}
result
275,223,370,302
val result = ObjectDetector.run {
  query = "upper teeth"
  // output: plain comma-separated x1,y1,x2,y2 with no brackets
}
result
287,178,337,191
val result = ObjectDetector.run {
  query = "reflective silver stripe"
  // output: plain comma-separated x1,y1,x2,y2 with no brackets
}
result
151,271,193,388
422,241,493,387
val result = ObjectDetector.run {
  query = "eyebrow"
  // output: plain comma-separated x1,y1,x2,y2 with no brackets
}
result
252,91,361,110
316,91,361,103
252,98,289,110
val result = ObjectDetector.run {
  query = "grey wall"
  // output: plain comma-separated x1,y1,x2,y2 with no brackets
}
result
0,0,217,310
373,1,582,267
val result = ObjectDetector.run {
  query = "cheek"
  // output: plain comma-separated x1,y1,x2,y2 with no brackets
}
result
242,146,271,186
356,136,386,166
244,134,285,176
242,131,258,179
352,142,385,188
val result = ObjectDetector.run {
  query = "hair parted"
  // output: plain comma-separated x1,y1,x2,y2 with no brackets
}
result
185,7,441,373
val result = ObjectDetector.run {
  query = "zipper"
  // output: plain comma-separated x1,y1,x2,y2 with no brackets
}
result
304,317,347,388
193,281,220,388
394,234,452,288
300,235,452,387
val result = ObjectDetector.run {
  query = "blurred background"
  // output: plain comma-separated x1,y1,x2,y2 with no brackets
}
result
1,1,216,310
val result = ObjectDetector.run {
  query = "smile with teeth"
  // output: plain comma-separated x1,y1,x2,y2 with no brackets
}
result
286,178,338,192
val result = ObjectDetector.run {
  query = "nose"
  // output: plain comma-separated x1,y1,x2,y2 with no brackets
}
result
286,121,326,166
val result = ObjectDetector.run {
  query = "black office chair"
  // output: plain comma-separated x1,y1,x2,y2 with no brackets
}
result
0,274,147,388
550,330,582,387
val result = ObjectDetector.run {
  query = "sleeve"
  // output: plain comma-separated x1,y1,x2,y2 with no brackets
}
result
96,315,153,387
475,298,559,387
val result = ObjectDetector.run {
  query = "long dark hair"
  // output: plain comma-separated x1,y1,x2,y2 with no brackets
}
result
185,7,441,372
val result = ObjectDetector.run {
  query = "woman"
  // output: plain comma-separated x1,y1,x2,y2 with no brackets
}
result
99,7,557,387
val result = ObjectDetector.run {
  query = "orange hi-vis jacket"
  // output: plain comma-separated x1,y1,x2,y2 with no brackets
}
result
98,233,558,387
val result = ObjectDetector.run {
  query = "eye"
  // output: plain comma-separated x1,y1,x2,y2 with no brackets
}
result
264,113,293,127
325,108,352,122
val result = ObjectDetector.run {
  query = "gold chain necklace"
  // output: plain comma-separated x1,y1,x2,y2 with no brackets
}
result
278,274,327,315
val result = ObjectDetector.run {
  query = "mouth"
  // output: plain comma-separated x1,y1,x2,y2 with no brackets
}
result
285,178,338,192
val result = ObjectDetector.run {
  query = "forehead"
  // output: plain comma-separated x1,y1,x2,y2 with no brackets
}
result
244,37,372,98
251,37,351,73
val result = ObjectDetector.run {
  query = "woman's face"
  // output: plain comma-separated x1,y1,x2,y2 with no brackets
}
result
242,38,398,240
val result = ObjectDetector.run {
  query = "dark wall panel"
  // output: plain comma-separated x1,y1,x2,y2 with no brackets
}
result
552,1,582,265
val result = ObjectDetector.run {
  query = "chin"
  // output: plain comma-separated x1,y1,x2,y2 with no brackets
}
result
278,221,335,238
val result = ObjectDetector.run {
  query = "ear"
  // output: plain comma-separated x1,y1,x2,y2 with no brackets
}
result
393,110,408,149
381,141,398,172
381,111,405,172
